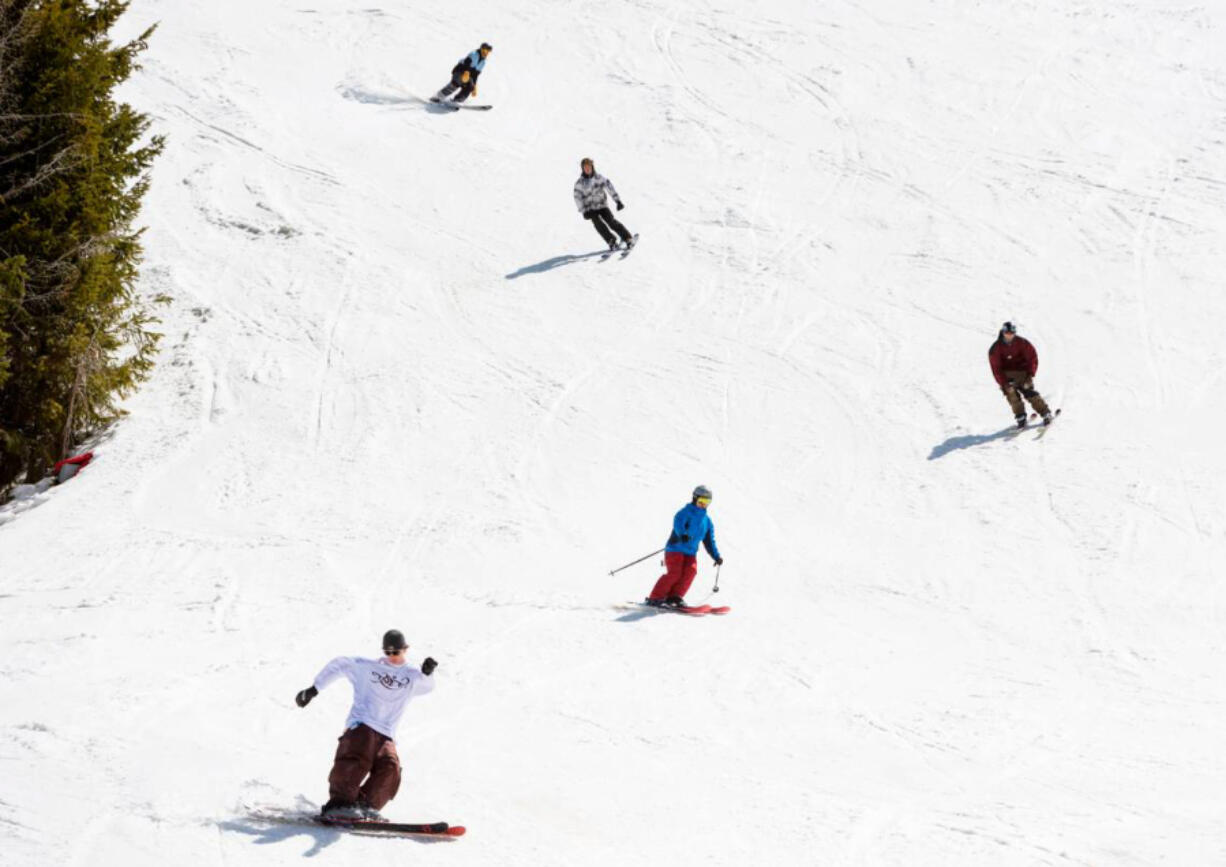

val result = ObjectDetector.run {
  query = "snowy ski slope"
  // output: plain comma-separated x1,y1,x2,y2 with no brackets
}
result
3,0,1226,864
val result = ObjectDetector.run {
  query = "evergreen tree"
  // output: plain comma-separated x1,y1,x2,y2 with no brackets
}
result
0,0,164,491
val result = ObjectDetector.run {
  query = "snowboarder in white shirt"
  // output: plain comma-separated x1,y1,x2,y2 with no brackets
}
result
294,629,437,821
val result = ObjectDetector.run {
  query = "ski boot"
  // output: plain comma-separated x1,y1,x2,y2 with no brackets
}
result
1041,412,1054,426
320,799,365,821
665,595,687,608
644,597,667,607
607,237,620,252
1014,415,1027,430
356,799,387,822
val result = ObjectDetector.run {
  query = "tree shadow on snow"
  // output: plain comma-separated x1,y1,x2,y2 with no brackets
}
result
505,251,609,279
928,425,1020,460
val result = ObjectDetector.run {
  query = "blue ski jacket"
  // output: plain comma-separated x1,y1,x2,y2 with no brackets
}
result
453,50,487,80
665,503,721,559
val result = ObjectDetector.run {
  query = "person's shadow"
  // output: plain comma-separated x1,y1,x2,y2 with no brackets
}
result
217,814,342,858
337,87,456,114
505,251,609,280
218,804,454,855
928,426,1020,459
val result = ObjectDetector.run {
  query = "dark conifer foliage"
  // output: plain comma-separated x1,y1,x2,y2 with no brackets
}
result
0,0,164,491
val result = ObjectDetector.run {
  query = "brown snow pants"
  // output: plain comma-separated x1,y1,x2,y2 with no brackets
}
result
328,724,401,810
1001,371,1051,418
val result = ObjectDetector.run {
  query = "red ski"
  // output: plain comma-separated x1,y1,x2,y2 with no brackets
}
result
317,816,465,837
628,602,731,616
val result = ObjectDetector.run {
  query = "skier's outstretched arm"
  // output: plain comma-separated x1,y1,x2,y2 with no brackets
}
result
414,658,438,696
296,656,357,708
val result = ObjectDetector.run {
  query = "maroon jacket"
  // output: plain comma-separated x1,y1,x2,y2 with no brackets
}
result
988,335,1038,386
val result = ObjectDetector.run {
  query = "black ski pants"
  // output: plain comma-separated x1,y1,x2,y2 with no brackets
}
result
436,75,473,102
584,207,632,245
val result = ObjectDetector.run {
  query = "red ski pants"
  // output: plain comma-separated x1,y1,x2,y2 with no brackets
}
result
649,552,698,601
328,724,401,810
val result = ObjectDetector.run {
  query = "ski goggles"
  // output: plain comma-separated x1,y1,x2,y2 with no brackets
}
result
695,496,712,506
384,647,407,656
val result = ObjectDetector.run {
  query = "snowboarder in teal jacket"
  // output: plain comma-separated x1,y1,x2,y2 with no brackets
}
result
647,485,723,607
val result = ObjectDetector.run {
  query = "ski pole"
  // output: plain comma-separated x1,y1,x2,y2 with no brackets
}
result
608,548,665,576
712,563,722,593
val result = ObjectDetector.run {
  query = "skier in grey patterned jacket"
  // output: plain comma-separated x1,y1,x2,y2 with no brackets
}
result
574,158,636,251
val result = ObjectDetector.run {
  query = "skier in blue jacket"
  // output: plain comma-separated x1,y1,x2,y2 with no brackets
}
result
431,43,492,104
646,485,723,607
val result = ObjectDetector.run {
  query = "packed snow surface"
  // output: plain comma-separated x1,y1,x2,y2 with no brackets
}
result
3,0,1225,864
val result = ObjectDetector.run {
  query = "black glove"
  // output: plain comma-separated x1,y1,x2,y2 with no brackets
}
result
616,200,625,211
582,210,594,220
713,557,723,566
680,534,691,543
421,657,438,676
295,685,318,708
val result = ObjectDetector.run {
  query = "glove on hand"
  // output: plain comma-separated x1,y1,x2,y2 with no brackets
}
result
472,86,478,98
713,557,724,566
422,657,438,676
680,534,691,543
295,685,318,708
583,210,594,220
616,200,625,211
460,70,471,83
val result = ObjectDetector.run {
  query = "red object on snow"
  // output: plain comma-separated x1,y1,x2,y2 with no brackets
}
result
53,451,93,483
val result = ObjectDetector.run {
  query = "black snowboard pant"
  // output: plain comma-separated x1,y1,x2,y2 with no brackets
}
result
437,65,476,102
585,207,632,245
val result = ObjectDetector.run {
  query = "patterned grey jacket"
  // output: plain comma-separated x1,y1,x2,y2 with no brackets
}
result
573,172,622,214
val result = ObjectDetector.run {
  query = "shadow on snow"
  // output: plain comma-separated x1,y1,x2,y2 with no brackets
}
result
928,426,1020,460
218,806,453,855
505,250,609,279
337,86,455,114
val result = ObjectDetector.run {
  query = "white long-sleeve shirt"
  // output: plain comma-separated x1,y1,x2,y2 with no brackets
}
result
313,656,435,740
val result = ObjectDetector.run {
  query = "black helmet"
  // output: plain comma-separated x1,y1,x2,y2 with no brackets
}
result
1001,321,1017,334
479,42,493,53
382,629,407,651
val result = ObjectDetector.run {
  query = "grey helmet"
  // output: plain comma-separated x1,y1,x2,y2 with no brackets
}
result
692,485,713,501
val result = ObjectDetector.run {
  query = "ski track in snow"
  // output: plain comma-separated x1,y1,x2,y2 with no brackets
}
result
3,1,1226,865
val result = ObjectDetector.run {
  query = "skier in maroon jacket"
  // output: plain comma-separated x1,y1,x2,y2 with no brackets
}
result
988,322,1054,428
